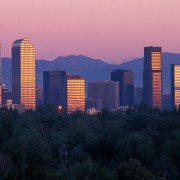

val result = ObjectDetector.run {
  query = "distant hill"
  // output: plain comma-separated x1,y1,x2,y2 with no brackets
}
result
2,53,180,94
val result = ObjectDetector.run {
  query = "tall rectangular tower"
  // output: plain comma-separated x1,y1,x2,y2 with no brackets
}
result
12,38,36,110
43,70,66,107
143,46,162,108
111,69,134,107
171,64,180,108
62,75,85,112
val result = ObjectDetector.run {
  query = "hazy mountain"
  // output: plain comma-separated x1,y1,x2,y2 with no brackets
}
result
2,53,180,94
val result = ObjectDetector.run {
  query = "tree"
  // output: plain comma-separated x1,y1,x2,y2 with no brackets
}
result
116,159,165,180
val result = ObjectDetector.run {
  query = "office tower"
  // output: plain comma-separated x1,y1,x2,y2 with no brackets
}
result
43,70,85,112
171,64,180,108
88,81,119,110
12,38,36,110
43,70,66,107
134,87,142,105
62,75,85,112
143,46,162,108
111,69,134,107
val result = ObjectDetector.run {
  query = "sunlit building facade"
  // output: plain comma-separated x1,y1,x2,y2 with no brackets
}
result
143,46,162,108
62,75,85,112
171,64,180,108
12,38,36,110
43,70,85,112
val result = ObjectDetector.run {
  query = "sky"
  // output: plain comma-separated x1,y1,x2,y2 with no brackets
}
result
1,0,180,63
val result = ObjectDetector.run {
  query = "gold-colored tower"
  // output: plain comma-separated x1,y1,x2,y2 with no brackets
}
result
12,38,36,110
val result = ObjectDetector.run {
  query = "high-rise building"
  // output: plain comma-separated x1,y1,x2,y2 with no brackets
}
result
111,69,134,107
62,75,85,112
88,81,119,110
12,38,36,110
171,64,180,108
43,70,66,107
43,70,85,112
143,46,162,108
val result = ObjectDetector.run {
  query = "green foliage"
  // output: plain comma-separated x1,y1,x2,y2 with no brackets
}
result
116,159,159,180
0,106,180,179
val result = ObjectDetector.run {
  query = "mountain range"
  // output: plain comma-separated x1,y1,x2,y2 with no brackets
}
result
2,52,180,94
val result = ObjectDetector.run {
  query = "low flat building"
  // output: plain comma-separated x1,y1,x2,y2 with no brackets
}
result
88,81,119,110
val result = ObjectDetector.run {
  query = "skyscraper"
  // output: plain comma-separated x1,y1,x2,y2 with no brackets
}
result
88,81,119,110
171,64,180,108
43,70,66,107
43,70,85,112
12,38,36,110
62,74,85,112
143,46,162,108
111,69,134,106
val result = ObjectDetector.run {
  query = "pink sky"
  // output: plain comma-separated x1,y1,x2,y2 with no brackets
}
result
1,0,180,63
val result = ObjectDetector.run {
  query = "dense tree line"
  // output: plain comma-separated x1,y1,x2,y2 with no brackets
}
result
0,104,180,179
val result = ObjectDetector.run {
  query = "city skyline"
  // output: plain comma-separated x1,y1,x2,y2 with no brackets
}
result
1,37,180,110
1,0,180,63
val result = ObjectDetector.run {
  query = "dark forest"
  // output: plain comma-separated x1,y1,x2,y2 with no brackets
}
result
0,104,180,180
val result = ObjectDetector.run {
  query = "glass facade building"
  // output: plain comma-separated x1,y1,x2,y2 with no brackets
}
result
111,69,134,107
62,75,85,112
43,70,85,112
171,64,180,108
143,47,162,108
43,70,66,107
12,38,36,110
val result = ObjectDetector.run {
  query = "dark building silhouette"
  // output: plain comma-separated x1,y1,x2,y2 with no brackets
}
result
143,46,162,108
162,94,172,110
43,70,85,112
171,64,180,108
36,85,43,106
2,86,12,105
85,98,102,110
88,81,119,110
43,70,66,107
134,87,142,105
12,38,36,110
111,69,134,107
